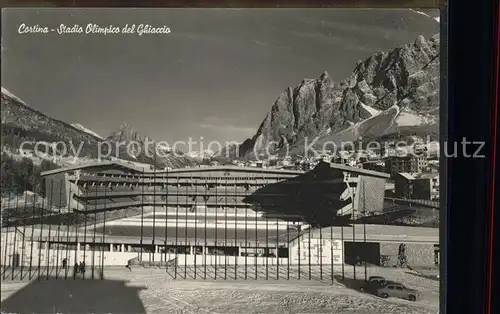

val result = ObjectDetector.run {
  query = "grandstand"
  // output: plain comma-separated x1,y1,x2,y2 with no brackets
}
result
39,161,394,225
0,161,439,275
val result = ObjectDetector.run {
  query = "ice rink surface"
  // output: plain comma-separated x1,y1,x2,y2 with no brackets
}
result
1,265,439,313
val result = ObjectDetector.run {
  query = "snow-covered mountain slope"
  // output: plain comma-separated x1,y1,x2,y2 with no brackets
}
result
1,87,198,169
409,9,440,23
186,149,216,160
290,104,438,154
394,107,437,127
360,103,381,117
1,87,27,106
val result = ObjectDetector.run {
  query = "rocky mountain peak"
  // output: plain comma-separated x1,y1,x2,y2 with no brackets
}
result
106,122,146,143
223,34,440,159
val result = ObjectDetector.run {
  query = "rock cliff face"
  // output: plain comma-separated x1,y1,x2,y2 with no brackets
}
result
224,34,439,159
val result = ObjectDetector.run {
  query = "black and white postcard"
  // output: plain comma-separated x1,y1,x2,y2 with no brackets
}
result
1,8,441,314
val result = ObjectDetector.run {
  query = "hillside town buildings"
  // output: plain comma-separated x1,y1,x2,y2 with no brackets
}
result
384,155,429,177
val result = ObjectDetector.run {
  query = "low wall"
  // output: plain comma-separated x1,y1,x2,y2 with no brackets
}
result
0,246,293,267
2,233,437,268
380,243,437,266
108,220,290,230
1,238,343,267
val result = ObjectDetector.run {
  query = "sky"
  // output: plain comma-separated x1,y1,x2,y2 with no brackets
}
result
1,8,439,146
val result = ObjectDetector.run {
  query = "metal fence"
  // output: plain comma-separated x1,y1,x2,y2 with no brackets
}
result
1,168,429,283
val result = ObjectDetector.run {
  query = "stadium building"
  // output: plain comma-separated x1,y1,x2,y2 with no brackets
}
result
1,161,439,272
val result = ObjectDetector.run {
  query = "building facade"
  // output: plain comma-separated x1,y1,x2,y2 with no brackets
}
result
289,225,438,267
384,156,429,177
394,172,440,201
1,224,438,268
362,161,385,173
41,161,391,227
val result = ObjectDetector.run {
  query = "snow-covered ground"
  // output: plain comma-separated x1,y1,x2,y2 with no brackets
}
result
1,266,439,314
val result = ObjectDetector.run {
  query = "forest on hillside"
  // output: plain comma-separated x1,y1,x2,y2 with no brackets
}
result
0,151,59,197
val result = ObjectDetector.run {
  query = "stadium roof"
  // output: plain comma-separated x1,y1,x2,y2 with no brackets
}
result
40,161,305,177
40,160,391,178
41,161,135,176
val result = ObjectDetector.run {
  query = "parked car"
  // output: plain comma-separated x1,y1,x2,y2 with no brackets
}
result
366,276,385,283
365,276,385,287
375,283,419,301
362,276,385,292
363,276,399,292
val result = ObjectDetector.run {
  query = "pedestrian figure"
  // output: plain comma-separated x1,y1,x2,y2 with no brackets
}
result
398,243,407,267
434,245,439,266
73,263,79,279
79,261,86,277
398,243,406,256
126,259,132,271
62,258,67,269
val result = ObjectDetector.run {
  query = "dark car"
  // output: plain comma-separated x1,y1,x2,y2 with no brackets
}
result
363,277,400,292
364,276,385,287
367,276,385,283
362,276,384,292
375,283,420,301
